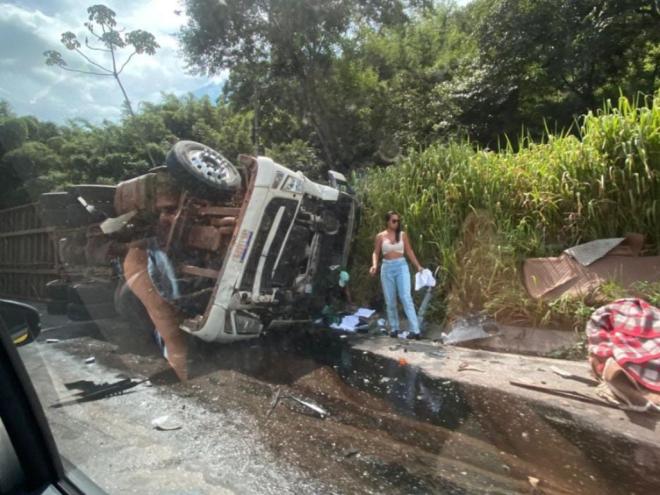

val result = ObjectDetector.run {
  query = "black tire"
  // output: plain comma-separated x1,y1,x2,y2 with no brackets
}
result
46,279,69,301
114,281,155,334
166,140,242,197
47,300,68,315
66,302,91,321
67,302,117,321
68,282,116,306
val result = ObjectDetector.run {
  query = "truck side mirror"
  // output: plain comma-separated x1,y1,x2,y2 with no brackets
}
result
0,300,41,347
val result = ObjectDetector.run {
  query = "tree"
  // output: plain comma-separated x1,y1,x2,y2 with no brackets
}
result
0,118,28,155
475,0,660,140
179,0,412,168
44,4,159,118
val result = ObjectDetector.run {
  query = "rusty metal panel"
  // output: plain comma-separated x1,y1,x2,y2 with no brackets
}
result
0,203,59,300
185,225,223,251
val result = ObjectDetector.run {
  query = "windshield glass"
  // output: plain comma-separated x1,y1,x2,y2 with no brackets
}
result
2,1,659,494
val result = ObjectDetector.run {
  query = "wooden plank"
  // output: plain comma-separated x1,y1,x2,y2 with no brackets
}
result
180,265,219,279
0,227,56,238
0,268,60,275
196,206,241,217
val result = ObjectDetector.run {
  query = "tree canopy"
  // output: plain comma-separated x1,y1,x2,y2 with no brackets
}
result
1,0,658,208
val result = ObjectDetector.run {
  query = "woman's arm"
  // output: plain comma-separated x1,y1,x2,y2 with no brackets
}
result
403,232,422,272
369,234,383,276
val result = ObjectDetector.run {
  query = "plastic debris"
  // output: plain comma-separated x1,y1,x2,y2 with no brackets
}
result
528,476,540,489
442,314,498,345
46,338,60,343
84,357,95,364
457,362,485,372
287,396,328,418
151,415,182,431
398,357,409,366
342,447,359,458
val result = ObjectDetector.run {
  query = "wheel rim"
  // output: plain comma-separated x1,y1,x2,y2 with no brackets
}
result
187,148,239,187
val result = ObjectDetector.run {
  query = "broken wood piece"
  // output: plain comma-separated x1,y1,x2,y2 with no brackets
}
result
267,387,282,418
180,265,219,279
509,381,619,409
458,362,485,372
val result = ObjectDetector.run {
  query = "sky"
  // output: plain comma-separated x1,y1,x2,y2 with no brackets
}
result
0,0,222,123
0,1,472,124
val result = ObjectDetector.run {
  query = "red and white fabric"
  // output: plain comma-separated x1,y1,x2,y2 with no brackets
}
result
586,298,660,392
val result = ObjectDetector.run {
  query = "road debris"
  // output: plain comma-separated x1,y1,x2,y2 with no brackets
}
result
457,362,484,372
152,415,183,431
267,387,282,418
286,396,329,418
46,338,61,343
528,476,541,489
342,447,359,458
550,366,599,386
84,356,95,364
51,378,146,408
267,387,328,419
509,381,619,409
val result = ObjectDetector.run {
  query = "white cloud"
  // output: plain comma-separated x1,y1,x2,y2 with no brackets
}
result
0,1,222,123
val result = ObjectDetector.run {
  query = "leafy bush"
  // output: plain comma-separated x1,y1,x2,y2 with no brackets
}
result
352,94,660,328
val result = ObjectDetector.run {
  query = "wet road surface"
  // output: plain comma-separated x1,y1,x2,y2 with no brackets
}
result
17,313,660,494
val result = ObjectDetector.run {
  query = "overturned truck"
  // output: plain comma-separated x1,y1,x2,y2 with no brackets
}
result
41,141,358,343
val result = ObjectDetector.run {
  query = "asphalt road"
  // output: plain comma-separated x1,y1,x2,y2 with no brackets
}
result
15,309,651,495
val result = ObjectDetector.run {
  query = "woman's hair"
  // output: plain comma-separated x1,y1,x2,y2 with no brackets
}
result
384,210,401,242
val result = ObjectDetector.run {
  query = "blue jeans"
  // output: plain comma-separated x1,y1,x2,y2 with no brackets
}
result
380,258,420,334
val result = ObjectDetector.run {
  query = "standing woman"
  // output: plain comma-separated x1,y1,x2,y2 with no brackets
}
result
369,211,423,339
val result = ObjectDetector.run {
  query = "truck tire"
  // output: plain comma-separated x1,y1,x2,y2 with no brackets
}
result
114,281,155,334
46,300,68,315
166,140,242,197
46,279,69,301
68,282,116,306
66,302,117,321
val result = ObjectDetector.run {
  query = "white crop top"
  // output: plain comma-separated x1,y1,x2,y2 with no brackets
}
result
382,233,404,255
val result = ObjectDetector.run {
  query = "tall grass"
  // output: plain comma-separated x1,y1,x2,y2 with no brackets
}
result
352,95,660,328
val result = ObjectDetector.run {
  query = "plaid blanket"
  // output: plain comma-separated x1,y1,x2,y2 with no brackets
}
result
586,298,660,392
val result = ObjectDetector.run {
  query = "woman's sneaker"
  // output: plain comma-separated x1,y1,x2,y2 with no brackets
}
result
405,332,421,340
389,330,399,338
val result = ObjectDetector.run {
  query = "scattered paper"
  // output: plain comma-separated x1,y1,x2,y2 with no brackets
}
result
415,268,437,291
330,315,360,332
354,308,376,318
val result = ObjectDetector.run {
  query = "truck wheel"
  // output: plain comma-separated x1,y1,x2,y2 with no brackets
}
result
68,282,116,306
66,302,117,321
46,300,68,315
166,140,242,196
114,281,155,334
46,279,69,301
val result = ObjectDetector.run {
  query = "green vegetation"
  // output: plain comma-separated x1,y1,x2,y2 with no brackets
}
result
0,1,658,329
352,95,660,328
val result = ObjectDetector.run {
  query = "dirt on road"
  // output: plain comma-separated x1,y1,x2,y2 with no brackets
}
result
18,314,659,495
